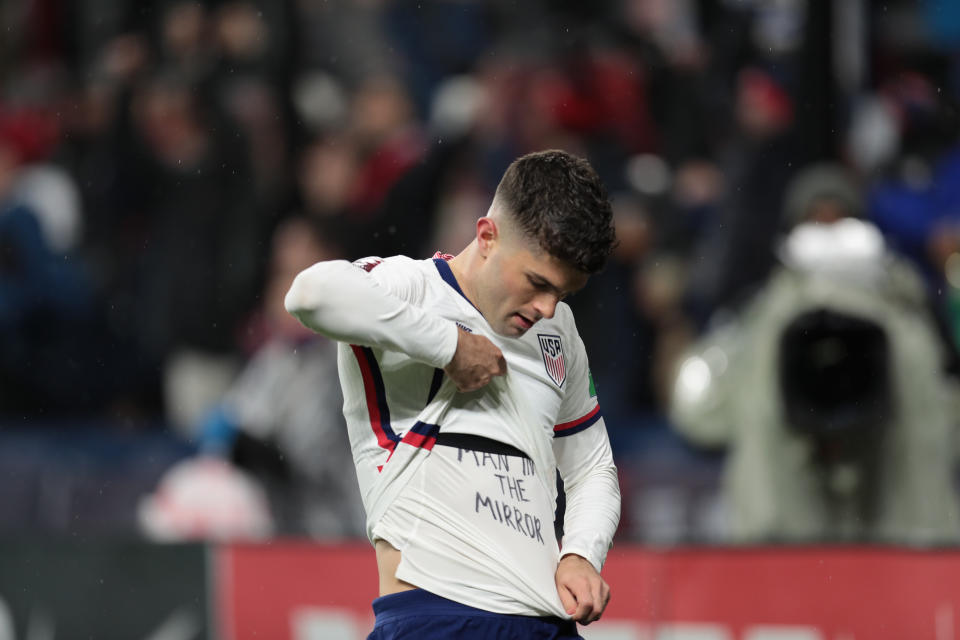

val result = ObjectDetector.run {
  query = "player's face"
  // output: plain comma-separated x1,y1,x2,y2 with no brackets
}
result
481,242,588,337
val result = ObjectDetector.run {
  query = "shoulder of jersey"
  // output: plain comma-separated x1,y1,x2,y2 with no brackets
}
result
352,254,423,272
550,300,577,330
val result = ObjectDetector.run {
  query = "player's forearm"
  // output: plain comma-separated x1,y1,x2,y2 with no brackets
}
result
284,260,459,368
559,462,621,572
555,418,621,571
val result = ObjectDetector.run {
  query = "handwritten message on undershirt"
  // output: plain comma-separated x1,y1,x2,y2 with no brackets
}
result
456,449,545,545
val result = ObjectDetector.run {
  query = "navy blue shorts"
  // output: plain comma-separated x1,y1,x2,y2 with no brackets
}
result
367,589,583,640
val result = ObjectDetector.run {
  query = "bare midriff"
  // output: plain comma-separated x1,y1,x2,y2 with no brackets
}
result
374,538,419,596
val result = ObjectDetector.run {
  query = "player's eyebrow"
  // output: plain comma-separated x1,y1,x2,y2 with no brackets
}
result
527,271,575,297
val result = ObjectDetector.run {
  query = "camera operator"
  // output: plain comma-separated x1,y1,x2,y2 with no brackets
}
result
669,164,960,543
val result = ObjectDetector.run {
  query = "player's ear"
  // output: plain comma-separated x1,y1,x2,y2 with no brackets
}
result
477,217,498,256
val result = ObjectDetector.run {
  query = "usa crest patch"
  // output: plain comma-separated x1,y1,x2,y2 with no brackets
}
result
538,334,566,387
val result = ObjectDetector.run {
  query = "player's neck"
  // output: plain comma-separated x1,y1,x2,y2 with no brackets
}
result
447,243,480,306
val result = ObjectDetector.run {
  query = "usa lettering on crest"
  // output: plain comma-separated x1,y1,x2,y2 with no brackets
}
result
537,334,566,387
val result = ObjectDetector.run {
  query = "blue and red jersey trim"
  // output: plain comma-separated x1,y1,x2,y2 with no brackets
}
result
352,344,444,471
432,255,478,310
400,421,440,451
380,421,440,469
350,344,400,454
553,404,602,437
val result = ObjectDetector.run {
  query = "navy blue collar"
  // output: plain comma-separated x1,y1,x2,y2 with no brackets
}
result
432,258,478,309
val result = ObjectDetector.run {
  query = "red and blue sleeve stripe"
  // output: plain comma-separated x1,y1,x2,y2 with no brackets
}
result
400,421,440,451
351,344,400,454
553,404,602,438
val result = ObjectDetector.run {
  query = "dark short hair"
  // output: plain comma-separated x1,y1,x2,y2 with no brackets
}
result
495,150,615,274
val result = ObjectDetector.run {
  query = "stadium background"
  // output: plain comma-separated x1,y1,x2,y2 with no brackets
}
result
2,0,960,638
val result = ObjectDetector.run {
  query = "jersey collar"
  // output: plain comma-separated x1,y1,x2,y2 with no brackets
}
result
432,257,479,310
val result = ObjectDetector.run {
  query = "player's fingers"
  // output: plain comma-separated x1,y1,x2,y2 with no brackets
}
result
494,351,507,376
455,375,482,393
601,581,611,611
574,597,595,623
564,576,594,622
583,586,600,623
585,579,607,623
557,584,578,617
452,373,474,392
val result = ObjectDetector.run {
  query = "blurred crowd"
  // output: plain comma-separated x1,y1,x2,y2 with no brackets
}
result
2,0,960,544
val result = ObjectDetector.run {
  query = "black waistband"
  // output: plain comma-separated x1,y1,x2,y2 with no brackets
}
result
434,432,529,460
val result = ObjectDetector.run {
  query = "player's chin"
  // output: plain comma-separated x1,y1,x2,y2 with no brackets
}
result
509,325,531,338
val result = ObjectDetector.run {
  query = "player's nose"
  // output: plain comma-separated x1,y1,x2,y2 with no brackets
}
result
532,293,559,320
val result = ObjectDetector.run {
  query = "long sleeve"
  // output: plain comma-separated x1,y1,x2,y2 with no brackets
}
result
550,320,620,572
553,417,620,572
284,257,460,369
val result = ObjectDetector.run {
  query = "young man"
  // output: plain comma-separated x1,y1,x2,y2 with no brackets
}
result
285,150,621,639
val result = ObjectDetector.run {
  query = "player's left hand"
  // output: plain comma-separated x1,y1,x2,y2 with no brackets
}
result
554,553,610,625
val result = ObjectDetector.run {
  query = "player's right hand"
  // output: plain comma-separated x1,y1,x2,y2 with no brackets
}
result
444,328,507,392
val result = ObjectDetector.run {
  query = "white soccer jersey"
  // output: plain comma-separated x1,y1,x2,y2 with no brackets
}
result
286,254,620,617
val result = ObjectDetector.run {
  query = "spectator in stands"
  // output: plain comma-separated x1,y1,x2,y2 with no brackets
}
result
125,69,265,432
0,106,103,414
864,74,960,355
669,162,960,544
196,216,364,538
683,67,802,328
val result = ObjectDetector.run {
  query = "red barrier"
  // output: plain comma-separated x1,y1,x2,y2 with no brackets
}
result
216,543,960,639
601,546,960,638
216,541,377,640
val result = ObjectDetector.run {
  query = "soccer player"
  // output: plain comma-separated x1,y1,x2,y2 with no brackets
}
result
285,150,621,639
